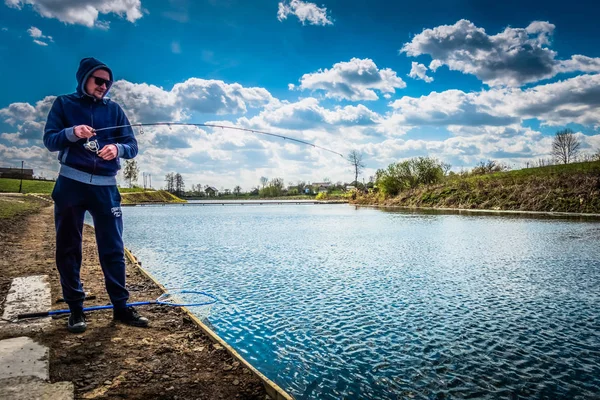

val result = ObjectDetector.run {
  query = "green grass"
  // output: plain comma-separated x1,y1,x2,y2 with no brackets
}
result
0,178,158,195
0,178,55,194
0,196,42,218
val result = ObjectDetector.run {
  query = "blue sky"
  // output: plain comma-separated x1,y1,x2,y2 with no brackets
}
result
1,0,599,189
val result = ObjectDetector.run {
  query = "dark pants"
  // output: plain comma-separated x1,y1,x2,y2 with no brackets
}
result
52,175,129,311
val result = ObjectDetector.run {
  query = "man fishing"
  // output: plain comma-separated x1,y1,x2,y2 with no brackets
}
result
43,57,148,333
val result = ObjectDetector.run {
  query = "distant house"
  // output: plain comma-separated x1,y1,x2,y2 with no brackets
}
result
204,186,219,197
345,185,356,191
0,167,34,180
312,182,331,193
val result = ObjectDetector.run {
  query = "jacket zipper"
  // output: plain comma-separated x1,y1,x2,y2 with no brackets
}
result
90,102,96,183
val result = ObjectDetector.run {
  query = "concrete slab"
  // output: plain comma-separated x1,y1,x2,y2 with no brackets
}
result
0,275,51,334
0,336,48,381
0,377,74,400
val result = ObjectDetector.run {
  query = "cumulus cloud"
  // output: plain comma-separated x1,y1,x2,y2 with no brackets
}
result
408,62,433,83
477,74,600,127
109,78,276,123
277,0,333,26
238,98,380,133
388,90,518,127
386,74,600,129
297,58,406,101
5,0,143,27
172,79,275,115
401,19,600,87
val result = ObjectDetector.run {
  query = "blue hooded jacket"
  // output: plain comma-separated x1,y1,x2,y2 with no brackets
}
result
44,57,137,185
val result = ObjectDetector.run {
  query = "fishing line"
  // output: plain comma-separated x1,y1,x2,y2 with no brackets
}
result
14,289,217,320
85,122,345,158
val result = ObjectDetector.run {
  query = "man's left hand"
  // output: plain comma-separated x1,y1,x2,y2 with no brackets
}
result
98,144,118,160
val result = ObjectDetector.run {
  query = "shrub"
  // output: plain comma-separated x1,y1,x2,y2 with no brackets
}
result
375,157,447,196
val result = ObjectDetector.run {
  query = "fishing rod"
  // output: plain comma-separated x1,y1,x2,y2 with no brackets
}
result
84,122,345,158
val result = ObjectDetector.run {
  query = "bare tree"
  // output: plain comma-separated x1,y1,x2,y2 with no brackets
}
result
347,150,365,185
233,185,242,196
164,173,175,193
552,128,580,164
260,176,268,189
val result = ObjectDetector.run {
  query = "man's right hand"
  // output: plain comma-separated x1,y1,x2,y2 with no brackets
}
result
74,125,96,139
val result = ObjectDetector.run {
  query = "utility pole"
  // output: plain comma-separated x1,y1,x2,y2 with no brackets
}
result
18,161,24,193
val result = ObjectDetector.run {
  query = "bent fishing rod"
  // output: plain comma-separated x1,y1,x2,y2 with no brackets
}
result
84,122,345,158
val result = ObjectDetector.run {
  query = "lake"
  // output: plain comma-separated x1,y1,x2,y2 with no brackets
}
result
121,204,600,399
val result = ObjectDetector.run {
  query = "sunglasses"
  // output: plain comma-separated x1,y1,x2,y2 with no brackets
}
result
91,76,113,88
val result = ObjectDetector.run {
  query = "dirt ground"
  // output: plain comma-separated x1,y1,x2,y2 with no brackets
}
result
0,197,269,400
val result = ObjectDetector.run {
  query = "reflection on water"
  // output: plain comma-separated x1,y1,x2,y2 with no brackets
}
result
122,204,600,399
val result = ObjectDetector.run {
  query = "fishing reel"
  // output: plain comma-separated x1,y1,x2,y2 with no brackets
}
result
83,138,100,154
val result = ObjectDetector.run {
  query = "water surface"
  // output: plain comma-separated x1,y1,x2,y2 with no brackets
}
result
122,204,600,399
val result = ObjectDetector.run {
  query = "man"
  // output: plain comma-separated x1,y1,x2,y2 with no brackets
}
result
44,57,148,333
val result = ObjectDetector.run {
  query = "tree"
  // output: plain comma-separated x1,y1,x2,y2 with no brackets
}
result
233,185,242,196
174,173,185,196
123,159,139,188
347,150,365,185
375,157,446,196
552,128,580,164
260,176,268,189
164,173,175,193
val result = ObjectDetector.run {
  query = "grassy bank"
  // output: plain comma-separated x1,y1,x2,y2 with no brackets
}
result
120,190,185,204
0,195,43,219
0,178,184,204
353,161,600,213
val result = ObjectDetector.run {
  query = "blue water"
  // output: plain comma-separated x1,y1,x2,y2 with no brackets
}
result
121,204,600,399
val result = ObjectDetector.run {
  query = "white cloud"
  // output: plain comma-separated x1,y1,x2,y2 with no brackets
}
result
109,78,276,124
5,0,143,28
297,58,406,101
27,26,42,37
476,74,600,127
108,81,180,123
408,62,433,83
239,98,380,131
386,74,600,129
94,20,111,30
171,41,181,54
277,0,333,26
429,59,442,72
401,19,600,87
27,26,52,45
172,78,276,115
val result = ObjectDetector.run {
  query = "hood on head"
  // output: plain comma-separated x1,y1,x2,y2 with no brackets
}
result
76,57,113,98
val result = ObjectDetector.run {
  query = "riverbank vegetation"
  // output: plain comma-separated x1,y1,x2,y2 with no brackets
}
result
354,159,600,213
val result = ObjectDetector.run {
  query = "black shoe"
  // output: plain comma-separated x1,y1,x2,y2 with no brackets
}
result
113,306,149,327
67,310,87,333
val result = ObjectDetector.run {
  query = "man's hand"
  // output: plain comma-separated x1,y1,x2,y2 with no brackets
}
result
98,144,118,160
74,125,96,139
